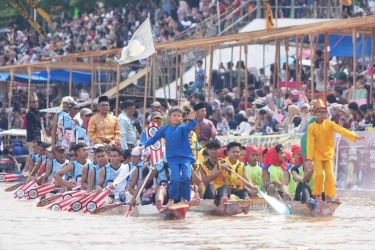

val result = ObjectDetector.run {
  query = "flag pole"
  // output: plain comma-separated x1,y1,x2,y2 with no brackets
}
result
143,57,150,128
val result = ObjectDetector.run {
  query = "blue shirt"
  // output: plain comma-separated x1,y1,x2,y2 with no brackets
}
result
141,119,197,164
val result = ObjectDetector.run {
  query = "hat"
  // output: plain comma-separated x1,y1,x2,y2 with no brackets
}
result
54,145,65,151
313,98,327,113
62,96,74,103
98,95,109,103
121,100,135,109
252,98,265,105
67,101,79,108
150,111,162,120
193,102,206,111
93,143,106,149
80,108,92,116
46,146,53,152
291,90,299,96
151,101,161,107
30,93,38,102
248,116,256,123
131,147,142,156
246,146,258,154
291,145,301,154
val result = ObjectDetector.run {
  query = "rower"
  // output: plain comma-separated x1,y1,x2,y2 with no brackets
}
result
81,144,103,189
262,144,287,200
207,142,258,215
54,143,89,190
131,156,169,211
31,142,48,179
42,146,69,184
245,146,264,195
191,163,203,199
34,146,55,183
127,147,149,196
199,139,222,199
258,147,266,164
95,147,124,203
86,147,109,192
282,145,314,205
22,140,42,175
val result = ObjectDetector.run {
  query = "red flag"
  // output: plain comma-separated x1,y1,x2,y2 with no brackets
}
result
146,121,163,163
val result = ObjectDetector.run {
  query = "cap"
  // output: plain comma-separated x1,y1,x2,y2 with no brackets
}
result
98,95,109,103
150,111,162,120
291,90,299,96
246,146,258,154
93,143,106,149
67,101,79,108
291,145,301,154
62,96,74,103
252,98,265,105
121,100,135,109
151,101,161,107
193,102,206,111
80,108,92,116
131,147,142,156
313,98,327,113
54,145,65,151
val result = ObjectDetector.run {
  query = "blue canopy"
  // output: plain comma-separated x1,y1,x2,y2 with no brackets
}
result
36,69,108,84
329,35,372,57
0,69,107,84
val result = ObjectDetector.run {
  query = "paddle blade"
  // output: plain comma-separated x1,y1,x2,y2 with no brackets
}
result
125,207,132,217
259,191,290,216
5,182,24,192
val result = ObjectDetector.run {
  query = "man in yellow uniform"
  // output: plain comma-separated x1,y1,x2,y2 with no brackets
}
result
306,99,365,201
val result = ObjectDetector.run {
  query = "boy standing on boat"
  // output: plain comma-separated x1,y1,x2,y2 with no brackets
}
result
306,99,365,201
140,107,197,208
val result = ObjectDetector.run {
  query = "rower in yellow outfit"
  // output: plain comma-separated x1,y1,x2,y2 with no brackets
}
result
306,99,365,201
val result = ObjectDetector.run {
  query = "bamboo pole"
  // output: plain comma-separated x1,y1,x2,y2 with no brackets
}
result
230,46,234,88
371,28,375,104
323,32,328,102
310,34,315,100
207,46,214,102
244,43,249,117
237,45,242,99
285,37,289,92
276,40,281,94
298,35,304,90
362,31,365,72
27,65,33,109
90,57,95,111
175,49,179,99
153,54,157,102
179,51,185,106
115,63,121,116
69,58,73,96
295,36,300,88
204,48,208,95
272,39,279,101
46,63,50,124
143,57,150,128
353,28,357,101
8,68,15,129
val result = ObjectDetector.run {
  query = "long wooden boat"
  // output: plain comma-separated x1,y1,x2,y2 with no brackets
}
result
285,200,341,217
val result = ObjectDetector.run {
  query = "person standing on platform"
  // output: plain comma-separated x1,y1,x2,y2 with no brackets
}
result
193,102,218,148
51,96,74,151
26,93,42,153
88,95,120,148
118,100,137,150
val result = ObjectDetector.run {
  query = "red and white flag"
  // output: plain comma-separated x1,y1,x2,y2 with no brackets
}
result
147,121,163,164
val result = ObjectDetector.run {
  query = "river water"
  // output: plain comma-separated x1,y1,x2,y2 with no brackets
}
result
1,185,374,250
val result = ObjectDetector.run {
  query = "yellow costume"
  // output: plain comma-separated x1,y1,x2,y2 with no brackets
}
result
307,99,357,197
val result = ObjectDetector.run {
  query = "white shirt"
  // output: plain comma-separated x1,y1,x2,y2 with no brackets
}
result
233,121,252,136
113,163,131,190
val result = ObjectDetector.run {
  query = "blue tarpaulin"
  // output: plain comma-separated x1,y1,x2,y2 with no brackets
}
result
329,35,372,57
0,69,107,84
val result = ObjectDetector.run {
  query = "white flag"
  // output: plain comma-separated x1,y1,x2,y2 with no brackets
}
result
116,17,155,65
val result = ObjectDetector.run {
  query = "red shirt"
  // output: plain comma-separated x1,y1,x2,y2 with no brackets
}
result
219,3,226,18
21,114,27,129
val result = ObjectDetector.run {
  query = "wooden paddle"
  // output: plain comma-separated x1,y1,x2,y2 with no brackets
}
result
5,163,39,192
225,166,291,216
126,167,154,217
91,203,125,214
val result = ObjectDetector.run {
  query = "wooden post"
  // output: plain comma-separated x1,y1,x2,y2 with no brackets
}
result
298,35,304,90
230,46,234,88
204,48,208,95
285,37,289,92
276,40,281,94
362,31,365,72
179,51,185,106
143,57,150,128
207,46,214,102
115,63,121,116
353,29,357,101
90,57,95,111
310,34,315,100
244,43,249,117
323,32,329,102
27,65,33,109
371,28,375,104
46,63,50,113
153,54,157,102
8,68,14,111
175,49,179,100
273,39,279,100
237,45,242,99
69,58,73,96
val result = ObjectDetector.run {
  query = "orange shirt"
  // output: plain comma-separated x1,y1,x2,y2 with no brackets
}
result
88,113,121,144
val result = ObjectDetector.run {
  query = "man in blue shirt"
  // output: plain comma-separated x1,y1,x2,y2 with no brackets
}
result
195,60,205,92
